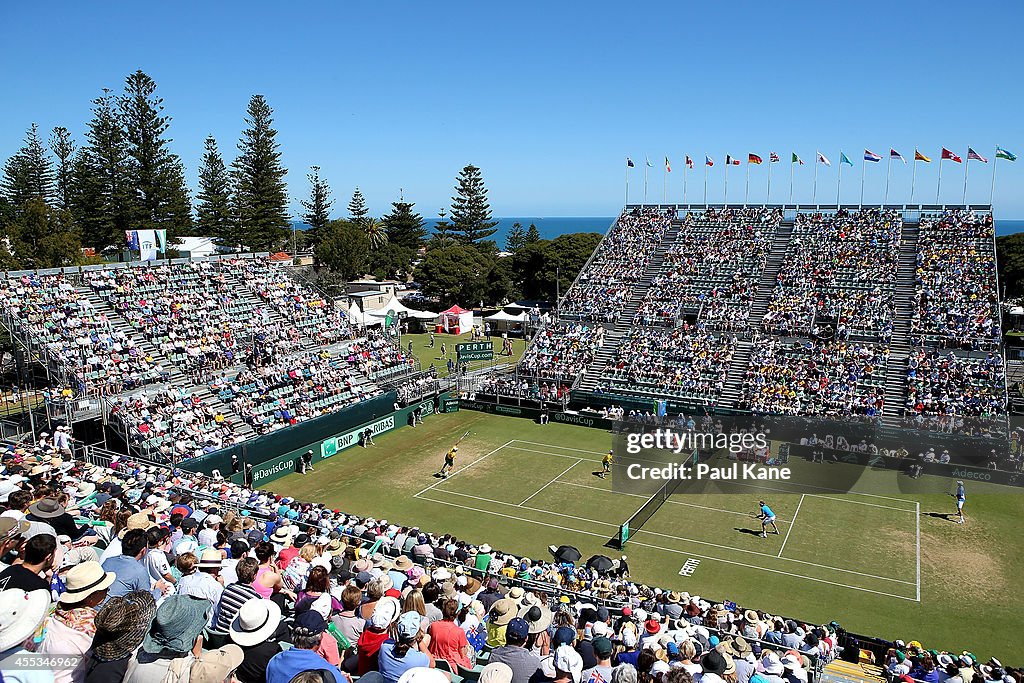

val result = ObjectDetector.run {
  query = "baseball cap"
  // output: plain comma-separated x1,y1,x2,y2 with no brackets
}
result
506,618,530,641
593,637,613,657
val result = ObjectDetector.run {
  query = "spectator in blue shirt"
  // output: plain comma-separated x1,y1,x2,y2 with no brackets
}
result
266,611,344,683
102,529,169,600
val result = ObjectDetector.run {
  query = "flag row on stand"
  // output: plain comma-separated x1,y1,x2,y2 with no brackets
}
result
627,147,1016,169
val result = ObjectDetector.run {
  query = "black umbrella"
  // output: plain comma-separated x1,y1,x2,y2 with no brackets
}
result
586,554,614,573
552,545,582,564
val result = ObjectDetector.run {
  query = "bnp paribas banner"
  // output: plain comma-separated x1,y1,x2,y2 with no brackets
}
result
247,398,438,488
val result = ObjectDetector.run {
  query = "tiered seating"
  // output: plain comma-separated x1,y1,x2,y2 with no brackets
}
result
108,386,244,461
516,321,604,384
220,258,353,345
597,324,735,404
763,209,900,341
635,207,780,329
906,350,1006,420
740,338,888,417
86,262,303,374
912,210,1000,348
210,350,381,434
559,208,672,322
0,273,168,397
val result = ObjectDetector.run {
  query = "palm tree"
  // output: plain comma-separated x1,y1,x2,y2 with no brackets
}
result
363,218,388,249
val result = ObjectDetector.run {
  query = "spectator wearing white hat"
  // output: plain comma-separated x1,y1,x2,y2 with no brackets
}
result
38,561,115,683
177,549,226,624
0,589,52,683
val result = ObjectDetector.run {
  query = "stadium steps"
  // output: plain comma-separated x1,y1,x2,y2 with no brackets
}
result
820,660,887,683
881,221,920,427
577,329,624,392
719,339,753,407
747,220,794,327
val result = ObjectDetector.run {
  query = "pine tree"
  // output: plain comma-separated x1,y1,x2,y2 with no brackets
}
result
430,208,455,249
449,164,498,244
73,88,134,250
2,123,56,206
49,127,76,211
231,94,290,251
195,135,234,243
525,223,541,244
301,165,333,248
505,222,526,253
348,187,368,226
120,70,192,238
381,200,426,251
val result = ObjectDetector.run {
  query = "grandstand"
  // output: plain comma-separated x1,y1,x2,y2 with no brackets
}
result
485,204,1008,434
0,254,423,462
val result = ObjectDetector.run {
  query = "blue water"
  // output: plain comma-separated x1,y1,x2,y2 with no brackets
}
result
997,219,1024,235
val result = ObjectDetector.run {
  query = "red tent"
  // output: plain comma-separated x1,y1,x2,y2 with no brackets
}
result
269,251,291,261
439,305,474,334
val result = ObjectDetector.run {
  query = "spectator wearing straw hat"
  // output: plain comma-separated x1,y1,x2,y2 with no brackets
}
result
38,561,115,683
229,598,286,683
84,590,157,683
189,644,244,683
124,594,212,683
177,549,226,623
486,597,517,648
267,610,345,683
0,588,52,683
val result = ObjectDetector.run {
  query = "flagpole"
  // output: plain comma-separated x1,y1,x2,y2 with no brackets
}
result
703,161,708,205
962,148,970,205
884,154,892,205
663,163,667,205
683,162,688,205
837,152,842,206
990,145,998,206
812,154,819,205
625,163,629,206
789,158,795,204
767,158,772,203
724,161,729,207
643,162,649,206
745,160,750,206
910,153,918,205
859,156,866,207
936,151,943,205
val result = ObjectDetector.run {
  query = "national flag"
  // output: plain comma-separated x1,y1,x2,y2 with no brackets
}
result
791,153,804,165
665,156,672,172
645,157,653,167
705,155,714,167
941,148,962,163
817,152,831,167
725,155,740,166
890,149,906,164
864,150,882,163
685,155,694,169
915,150,931,163
840,152,854,166
748,153,763,165
769,152,780,163
626,157,635,168
996,147,1017,162
967,148,988,163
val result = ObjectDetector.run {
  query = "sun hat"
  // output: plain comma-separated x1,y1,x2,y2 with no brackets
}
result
478,543,492,553
397,611,422,642
508,586,525,601
480,662,514,683
92,590,157,661
229,597,282,647
393,555,413,571
142,594,212,654
758,651,784,675
667,591,681,604
59,561,116,605
369,596,401,629
197,548,224,570
0,589,50,652
269,527,290,544
27,497,65,519
119,512,155,539
190,644,244,683
702,650,731,676
780,653,803,670
650,661,671,676
489,598,517,626
397,668,450,683
644,618,661,634
554,644,584,683
0,517,30,540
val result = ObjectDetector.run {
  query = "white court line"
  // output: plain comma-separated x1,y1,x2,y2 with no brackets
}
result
416,492,919,602
424,484,914,585
778,494,805,558
915,500,921,602
804,493,916,513
413,440,513,498
722,478,919,509
520,459,582,506
513,440,608,456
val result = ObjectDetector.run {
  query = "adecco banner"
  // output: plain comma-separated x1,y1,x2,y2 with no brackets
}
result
247,397,441,488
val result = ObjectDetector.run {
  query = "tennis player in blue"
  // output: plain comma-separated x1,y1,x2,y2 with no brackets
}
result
955,480,966,525
758,500,780,538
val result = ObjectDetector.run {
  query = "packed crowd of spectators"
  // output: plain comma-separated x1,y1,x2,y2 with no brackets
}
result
560,209,673,323
905,350,1006,421
86,262,305,377
475,376,571,404
0,274,168,397
210,351,381,435
108,387,245,462
912,210,1000,349
516,323,605,385
763,210,900,341
740,339,888,418
347,330,417,380
0,435,1016,683
597,325,735,405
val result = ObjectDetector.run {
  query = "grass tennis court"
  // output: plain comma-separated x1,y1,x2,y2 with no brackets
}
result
267,409,1024,657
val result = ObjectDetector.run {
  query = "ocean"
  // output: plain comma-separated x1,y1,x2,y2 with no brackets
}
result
997,219,1024,236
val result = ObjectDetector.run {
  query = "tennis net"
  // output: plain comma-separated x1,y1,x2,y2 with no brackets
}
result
618,448,697,547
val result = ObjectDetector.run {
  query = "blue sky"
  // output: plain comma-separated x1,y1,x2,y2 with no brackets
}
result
2,1,1023,218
